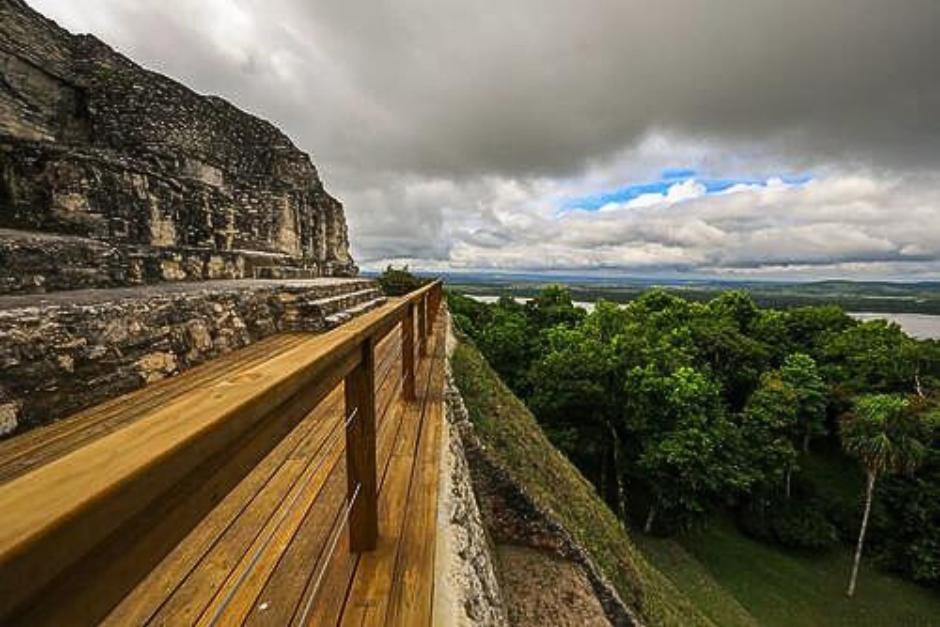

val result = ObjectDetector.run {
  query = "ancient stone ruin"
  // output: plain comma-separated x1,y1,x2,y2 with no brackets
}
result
0,0,381,435
0,0,355,291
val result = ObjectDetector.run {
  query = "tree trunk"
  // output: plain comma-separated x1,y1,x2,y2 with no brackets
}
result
847,470,877,598
785,467,792,499
606,421,628,522
599,444,609,502
802,430,811,453
644,505,657,534
915,373,925,399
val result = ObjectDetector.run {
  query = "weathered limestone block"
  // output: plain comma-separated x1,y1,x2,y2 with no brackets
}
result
0,0,357,295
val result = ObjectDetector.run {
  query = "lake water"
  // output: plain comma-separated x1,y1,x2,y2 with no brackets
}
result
465,295,940,339
848,313,940,340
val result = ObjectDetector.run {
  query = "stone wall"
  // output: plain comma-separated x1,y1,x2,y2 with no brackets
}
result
0,278,383,435
436,335,508,625
0,0,355,295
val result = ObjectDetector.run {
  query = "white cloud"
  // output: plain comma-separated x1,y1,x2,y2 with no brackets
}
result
367,160,940,279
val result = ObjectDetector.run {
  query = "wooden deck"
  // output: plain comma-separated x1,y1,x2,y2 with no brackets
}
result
0,285,448,626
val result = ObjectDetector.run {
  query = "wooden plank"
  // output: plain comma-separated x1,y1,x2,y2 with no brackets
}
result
383,330,446,627
418,296,428,357
240,459,348,627
373,326,399,389
403,304,416,402
237,341,407,627
16,373,333,626
338,373,430,626
289,328,439,626
193,429,347,627
189,335,406,627
145,404,344,625
100,390,341,626
0,334,311,484
425,293,434,338
290,515,359,627
274,376,410,627
0,281,442,620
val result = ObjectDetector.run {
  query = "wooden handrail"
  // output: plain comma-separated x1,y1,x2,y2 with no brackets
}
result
0,279,444,620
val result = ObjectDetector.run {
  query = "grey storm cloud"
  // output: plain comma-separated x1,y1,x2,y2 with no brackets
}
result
28,0,940,277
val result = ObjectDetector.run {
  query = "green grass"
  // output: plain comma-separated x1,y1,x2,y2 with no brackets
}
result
679,517,940,627
633,534,759,627
451,337,718,627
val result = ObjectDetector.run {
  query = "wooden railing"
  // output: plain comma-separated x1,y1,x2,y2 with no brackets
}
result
0,279,444,621
343,280,444,551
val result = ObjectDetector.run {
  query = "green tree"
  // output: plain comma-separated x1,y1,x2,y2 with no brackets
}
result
840,394,930,597
634,367,750,531
741,372,799,497
524,284,585,329
529,317,630,519
477,306,534,393
447,291,491,338
783,304,855,357
687,311,769,411
708,290,760,332
877,431,940,586
780,353,828,452
823,321,918,394
376,265,426,296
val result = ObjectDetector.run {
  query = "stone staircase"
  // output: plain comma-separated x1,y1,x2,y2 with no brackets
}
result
275,282,387,331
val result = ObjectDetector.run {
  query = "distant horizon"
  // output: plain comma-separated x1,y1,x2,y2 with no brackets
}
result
361,268,940,287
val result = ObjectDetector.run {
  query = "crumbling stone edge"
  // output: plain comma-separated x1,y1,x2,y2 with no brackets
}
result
436,315,509,626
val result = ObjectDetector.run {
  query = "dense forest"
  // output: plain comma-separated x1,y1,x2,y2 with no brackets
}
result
448,286,940,595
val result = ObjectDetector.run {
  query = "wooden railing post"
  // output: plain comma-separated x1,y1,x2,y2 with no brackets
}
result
345,337,378,552
425,292,433,338
418,294,428,356
431,283,441,325
402,302,416,401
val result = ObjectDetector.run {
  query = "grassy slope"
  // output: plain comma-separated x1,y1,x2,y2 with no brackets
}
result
450,338,722,627
680,517,940,627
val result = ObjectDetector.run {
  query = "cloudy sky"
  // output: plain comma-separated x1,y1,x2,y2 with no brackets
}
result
31,0,940,279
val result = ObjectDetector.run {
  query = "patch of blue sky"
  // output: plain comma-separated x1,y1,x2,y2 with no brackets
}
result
564,171,812,211
660,167,697,179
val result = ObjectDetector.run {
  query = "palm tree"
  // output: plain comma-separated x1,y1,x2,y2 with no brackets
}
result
840,394,929,597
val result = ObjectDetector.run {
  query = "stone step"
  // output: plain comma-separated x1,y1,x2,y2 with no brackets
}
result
253,266,321,280
306,288,386,317
324,296,389,329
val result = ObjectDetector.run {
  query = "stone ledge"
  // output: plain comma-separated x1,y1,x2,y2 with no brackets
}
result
0,228,356,296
